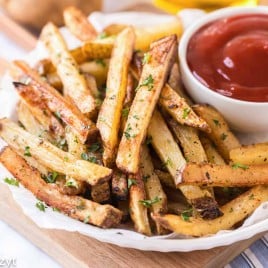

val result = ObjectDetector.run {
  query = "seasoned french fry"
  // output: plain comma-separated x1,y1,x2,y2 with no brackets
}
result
17,102,53,142
0,118,112,186
154,170,175,188
91,182,111,204
230,143,268,165
153,185,268,236
116,35,177,173
168,119,207,163
193,104,240,161
200,135,226,165
14,61,97,143
14,82,64,139
159,84,210,132
97,27,135,166
111,169,128,201
41,22,96,116
140,145,168,234
0,147,122,228
181,162,268,187
129,172,152,236
63,6,97,41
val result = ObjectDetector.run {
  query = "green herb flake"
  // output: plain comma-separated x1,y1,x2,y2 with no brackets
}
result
97,32,108,39
213,119,220,126
122,107,130,118
182,108,191,119
231,163,249,170
142,53,151,65
24,146,31,157
53,207,60,212
36,201,47,212
81,152,89,161
4,177,19,187
95,58,106,67
88,156,97,163
42,171,58,183
220,133,228,141
133,115,140,120
249,194,255,200
124,124,136,140
162,157,173,168
54,111,62,121
65,178,78,188
138,74,154,91
181,208,193,222
88,142,101,153
139,196,161,208
84,214,91,224
142,174,150,182
146,135,152,145
128,178,137,188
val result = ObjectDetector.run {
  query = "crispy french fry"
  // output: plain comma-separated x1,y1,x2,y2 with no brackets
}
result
0,118,112,186
91,182,111,204
14,61,97,143
63,6,97,41
181,162,268,187
200,135,226,165
17,102,54,142
153,185,268,236
167,119,207,163
129,172,152,236
154,170,175,188
230,143,268,165
14,82,64,139
140,145,168,234
159,84,210,132
97,27,135,166
111,169,128,201
116,35,177,173
193,104,240,161
0,147,122,228
41,22,96,116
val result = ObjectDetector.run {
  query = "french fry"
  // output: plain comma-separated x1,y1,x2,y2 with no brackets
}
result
154,170,175,188
140,145,168,234
116,35,177,173
14,61,97,143
63,6,97,41
159,84,210,132
41,22,96,116
193,104,240,161
97,27,135,167
0,118,112,186
167,119,207,163
181,162,268,187
111,169,128,201
14,82,64,139
230,143,268,165
17,102,54,142
91,182,111,204
129,172,152,236
153,185,268,236
0,147,122,228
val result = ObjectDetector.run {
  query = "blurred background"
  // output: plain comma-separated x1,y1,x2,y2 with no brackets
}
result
0,0,263,32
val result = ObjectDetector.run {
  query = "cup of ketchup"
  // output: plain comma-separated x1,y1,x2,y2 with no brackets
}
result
179,7,268,133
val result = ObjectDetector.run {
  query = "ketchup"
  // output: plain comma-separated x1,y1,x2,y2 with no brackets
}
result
187,14,268,102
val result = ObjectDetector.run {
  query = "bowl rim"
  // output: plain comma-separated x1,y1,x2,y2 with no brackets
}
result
179,6,268,107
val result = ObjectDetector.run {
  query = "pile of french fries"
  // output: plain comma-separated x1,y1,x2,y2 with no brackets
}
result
1,6,268,236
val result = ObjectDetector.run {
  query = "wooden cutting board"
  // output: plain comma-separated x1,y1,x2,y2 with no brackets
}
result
0,4,267,268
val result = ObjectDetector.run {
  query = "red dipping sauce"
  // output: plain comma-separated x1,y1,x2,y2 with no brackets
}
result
187,14,268,102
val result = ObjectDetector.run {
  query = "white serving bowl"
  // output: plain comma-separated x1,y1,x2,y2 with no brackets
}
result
179,6,268,133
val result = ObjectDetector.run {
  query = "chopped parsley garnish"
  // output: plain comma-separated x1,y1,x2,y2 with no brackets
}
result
65,178,78,188
97,32,108,39
162,157,173,168
133,115,139,120
36,201,47,212
81,153,97,163
181,208,193,222
146,135,152,145
124,124,136,140
42,171,58,183
128,178,137,188
53,207,60,212
122,107,130,118
84,214,91,224
249,194,255,200
54,111,62,121
182,108,191,119
138,74,154,91
139,196,161,208
231,163,249,170
24,146,31,157
142,53,151,65
220,133,228,140
88,142,101,153
95,59,106,67
213,119,220,126
4,177,19,187
142,174,150,182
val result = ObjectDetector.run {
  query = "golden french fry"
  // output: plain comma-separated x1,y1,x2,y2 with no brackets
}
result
63,6,97,41
97,27,135,166
153,185,268,236
41,22,96,116
0,147,122,228
111,169,128,201
193,104,240,161
116,35,177,173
